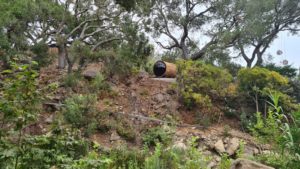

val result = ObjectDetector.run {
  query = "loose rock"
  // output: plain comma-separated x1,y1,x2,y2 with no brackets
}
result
230,158,274,169
173,142,187,151
226,138,240,156
82,70,98,80
110,131,121,142
214,139,226,154
154,93,165,102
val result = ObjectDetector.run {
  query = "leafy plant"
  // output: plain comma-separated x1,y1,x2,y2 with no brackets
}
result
64,72,82,88
0,62,41,168
116,122,136,142
89,72,110,93
218,154,231,169
31,42,53,68
237,67,294,113
63,94,98,136
251,92,300,168
142,126,174,147
177,60,234,124
144,137,211,169
177,60,233,109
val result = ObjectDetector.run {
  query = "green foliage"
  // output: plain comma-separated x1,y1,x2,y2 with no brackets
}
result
237,67,297,112
69,40,92,71
64,72,82,88
116,120,137,142
89,72,110,93
63,94,98,136
255,152,300,169
263,63,298,79
67,151,111,169
0,129,90,169
222,125,231,137
101,50,134,79
108,146,145,169
120,17,153,68
289,79,300,103
176,60,234,124
218,154,231,169
236,141,246,158
249,108,283,144
142,126,174,147
144,137,211,169
290,111,300,156
177,60,233,109
238,67,289,93
31,42,52,68
251,92,300,168
0,62,40,132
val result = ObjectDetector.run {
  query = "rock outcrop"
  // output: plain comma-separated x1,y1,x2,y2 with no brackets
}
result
214,139,226,154
226,138,240,156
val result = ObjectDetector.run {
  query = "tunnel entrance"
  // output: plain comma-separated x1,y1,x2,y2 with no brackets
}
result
153,61,167,77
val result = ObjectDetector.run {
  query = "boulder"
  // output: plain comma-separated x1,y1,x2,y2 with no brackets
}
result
82,70,98,80
214,139,226,154
226,138,240,156
110,131,121,142
82,63,103,80
230,159,274,169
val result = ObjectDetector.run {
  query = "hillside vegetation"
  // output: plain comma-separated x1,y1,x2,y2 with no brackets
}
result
0,0,300,169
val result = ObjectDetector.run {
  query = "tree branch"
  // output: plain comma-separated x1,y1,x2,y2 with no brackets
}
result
92,37,121,51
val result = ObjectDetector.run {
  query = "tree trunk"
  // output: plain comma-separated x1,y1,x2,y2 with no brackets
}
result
58,44,67,69
246,60,252,68
255,53,263,67
191,50,205,60
181,45,189,59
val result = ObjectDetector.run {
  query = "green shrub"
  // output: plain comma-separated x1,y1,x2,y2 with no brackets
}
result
116,123,136,142
263,63,298,79
286,111,300,161
289,79,300,103
0,129,90,169
63,94,98,136
177,60,233,109
219,154,232,169
238,67,288,93
255,152,300,169
89,72,110,92
142,126,174,147
237,67,296,113
31,42,53,68
249,92,300,169
177,60,234,123
108,146,145,169
100,50,133,79
64,72,82,88
144,137,211,169
66,151,111,169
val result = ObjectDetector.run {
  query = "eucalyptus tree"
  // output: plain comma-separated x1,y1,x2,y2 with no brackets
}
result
222,0,300,67
150,0,236,60
33,0,125,70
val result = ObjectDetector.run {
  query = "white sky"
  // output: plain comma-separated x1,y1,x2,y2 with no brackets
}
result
268,32,300,68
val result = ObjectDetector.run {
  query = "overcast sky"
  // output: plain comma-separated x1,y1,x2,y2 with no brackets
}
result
267,32,300,68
